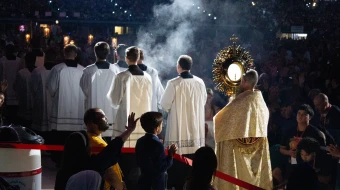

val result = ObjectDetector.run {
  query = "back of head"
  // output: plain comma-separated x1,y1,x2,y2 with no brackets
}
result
189,147,217,190
65,170,102,190
45,48,58,63
25,52,36,67
178,55,193,71
94,42,110,60
5,44,14,55
243,69,258,88
116,44,127,59
286,162,318,190
125,46,140,63
63,44,78,59
140,112,163,133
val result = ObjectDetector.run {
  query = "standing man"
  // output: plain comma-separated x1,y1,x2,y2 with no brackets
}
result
30,48,57,136
313,93,339,145
114,44,128,72
80,42,120,138
14,52,36,127
107,46,152,188
160,55,206,189
137,49,164,111
214,69,272,190
46,44,85,166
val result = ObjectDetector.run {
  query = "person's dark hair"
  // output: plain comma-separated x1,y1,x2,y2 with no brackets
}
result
140,112,163,133
44,48,58,63
187,147,217,190
297,137,320,154
243,69,258,87
94,42,110,60
84,108,102,126
139,49,144,61
25,52,36,66
298,104,314,118
5,44,15,55
178,55,193,70
63,44,78,58
116,44,127,59
125,46,140,63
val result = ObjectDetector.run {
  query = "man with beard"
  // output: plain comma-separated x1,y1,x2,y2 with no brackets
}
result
86,108,125,190
214,69,272,190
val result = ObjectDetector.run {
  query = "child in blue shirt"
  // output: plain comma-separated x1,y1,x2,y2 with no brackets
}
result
135,112,177,190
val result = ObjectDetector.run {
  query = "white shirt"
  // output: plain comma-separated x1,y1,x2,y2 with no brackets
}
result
107,68,152,147
80,63,120,137
160,74,207,154
46,62,85,131
142,65,164,111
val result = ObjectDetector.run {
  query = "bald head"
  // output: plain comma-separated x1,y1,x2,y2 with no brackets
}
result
241,69,258,91
313,93,329,114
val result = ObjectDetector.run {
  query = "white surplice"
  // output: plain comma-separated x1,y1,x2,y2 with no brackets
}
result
0,57,21,105
14,68,33,121
46,63,85,131
160,75,207,154
144,66,164,111
80,63,120,137
107,70,152,147
30,67,52,131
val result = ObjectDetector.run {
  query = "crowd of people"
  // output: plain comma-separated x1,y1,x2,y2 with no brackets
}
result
1,0,340,190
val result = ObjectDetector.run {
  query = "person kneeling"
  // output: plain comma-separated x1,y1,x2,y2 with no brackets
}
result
136,112,177,190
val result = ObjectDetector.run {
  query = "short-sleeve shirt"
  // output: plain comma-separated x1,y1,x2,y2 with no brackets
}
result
280,125,326,150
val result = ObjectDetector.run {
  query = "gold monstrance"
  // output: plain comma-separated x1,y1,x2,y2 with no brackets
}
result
212,34,255,97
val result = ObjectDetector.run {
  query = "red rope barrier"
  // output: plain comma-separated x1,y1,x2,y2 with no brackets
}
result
0,143,264,190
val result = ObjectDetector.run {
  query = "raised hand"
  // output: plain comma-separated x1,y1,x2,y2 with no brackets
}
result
125,112,140,132
168,144,178,157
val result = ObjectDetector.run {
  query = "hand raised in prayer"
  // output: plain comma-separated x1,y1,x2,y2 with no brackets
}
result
125,112,140,132
1,79,8,92
327,144,340,158
168,144,178,157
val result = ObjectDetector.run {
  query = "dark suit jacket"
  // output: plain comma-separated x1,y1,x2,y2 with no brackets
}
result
136,133,173,190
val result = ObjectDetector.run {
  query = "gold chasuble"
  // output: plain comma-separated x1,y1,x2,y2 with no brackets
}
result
214,90,272,190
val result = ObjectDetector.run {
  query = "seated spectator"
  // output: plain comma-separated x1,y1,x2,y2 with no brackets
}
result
54,111,139,190
297,137,334,188
135,111,177,190
66,170,102,190
85,108,125,190
274,104,326,184
327,144,340,189
183,146,217,190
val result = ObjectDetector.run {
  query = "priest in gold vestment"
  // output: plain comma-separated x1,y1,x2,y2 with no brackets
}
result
214,69,272,190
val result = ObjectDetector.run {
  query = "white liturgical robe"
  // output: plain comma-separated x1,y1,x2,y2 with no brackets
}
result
160,74,207,154
144,66,164,111
80,63,120,137
30,67,52,131
14,68,33,121
107,68,152,147
46,63,85,131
